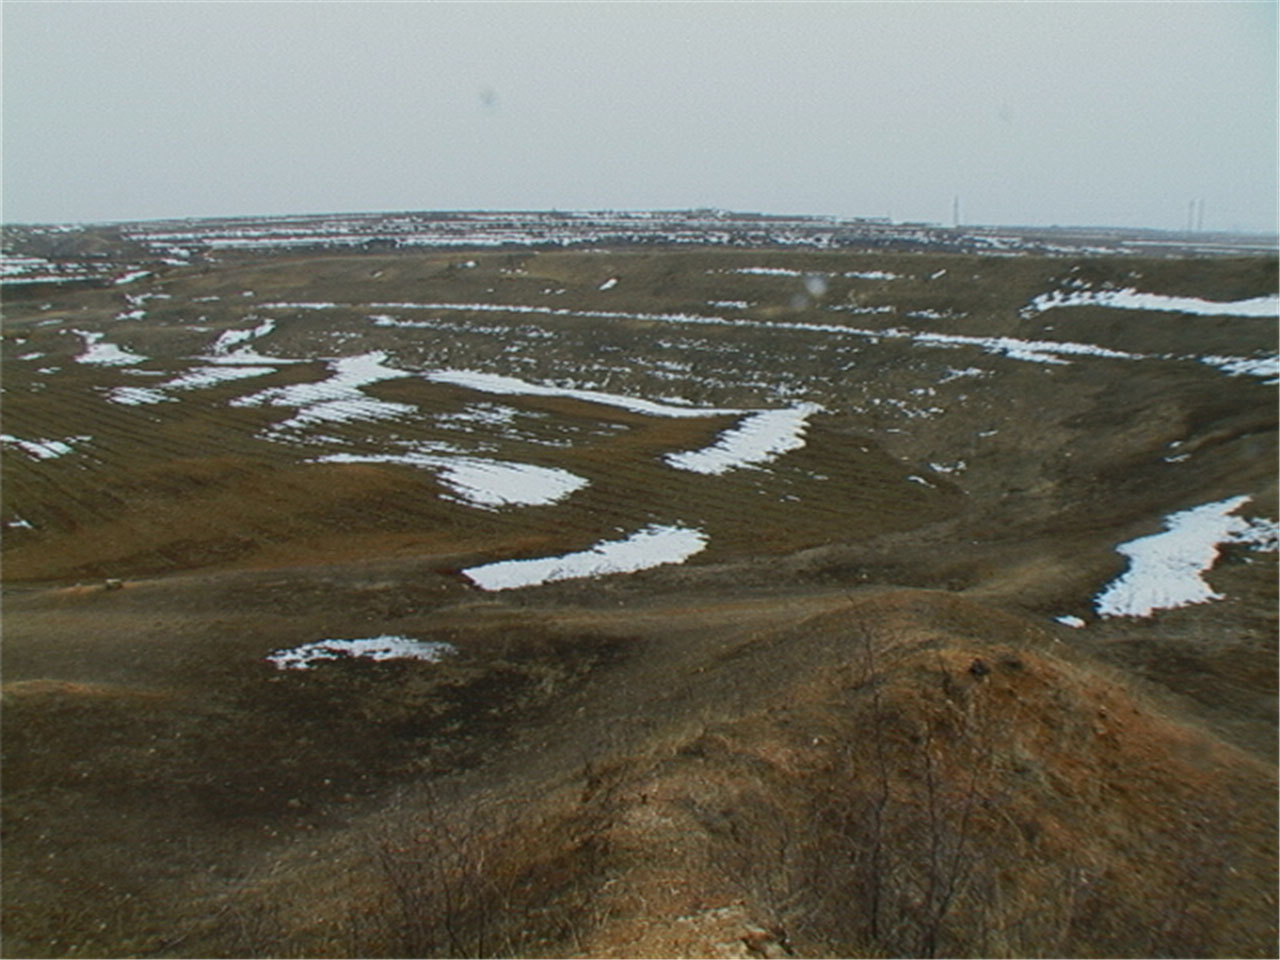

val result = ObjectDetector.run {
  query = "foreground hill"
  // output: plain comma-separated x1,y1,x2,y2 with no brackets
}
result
2,216,1276,957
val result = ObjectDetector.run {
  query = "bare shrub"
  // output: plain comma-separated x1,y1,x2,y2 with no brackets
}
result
347,782,616,959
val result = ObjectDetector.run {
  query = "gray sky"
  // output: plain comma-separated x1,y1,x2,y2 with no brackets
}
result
3,1,1277,232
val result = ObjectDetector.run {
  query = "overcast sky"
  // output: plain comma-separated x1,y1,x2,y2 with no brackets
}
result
3,1,1276,232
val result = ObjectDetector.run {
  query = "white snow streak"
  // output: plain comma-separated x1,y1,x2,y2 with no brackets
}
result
1199,354,1279,384
1,433,89,460
162,366,276,391
210,318,277,356
267,635,457,670
424,369,741,419
74,330,147,366
1029,288,1279,317
1094,496,1278,618
313,451,588,509
107,386,175,406
233,352,414,433
665,403,824,474
427,369,821,473
463,524,708,591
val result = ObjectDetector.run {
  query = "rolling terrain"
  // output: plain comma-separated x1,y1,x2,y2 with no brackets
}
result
2,211,1277,958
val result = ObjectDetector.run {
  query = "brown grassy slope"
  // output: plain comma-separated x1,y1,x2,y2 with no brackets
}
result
173,589,1277,959
2,245,1275,958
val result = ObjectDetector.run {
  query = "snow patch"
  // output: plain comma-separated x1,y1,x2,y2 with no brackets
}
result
233,352,414,433
1,433,90,460
210,318,276,356
259,301,339,310
313,451,588,509
463,524,708,590
107,386,175,406
665,403,823,475
268,635,457,670
163,365,276,391
424,369,743,419
1199,354,1279,384
727,267,807,277
427,369,821,474
845,270,901,280
1095,496,1277,618
74,330,147,366
939,367,989,383
1028,288,1279,318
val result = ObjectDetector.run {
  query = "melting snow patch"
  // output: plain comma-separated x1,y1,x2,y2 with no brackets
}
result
833,304,897,315
435,459,588,508
1094,496,1277,618
424,369,743,419
234,352,414,433
112,270,152,286
259,301,339,311
314,451,588,509
463,523,708,590
728,267,807,277
1199,354,1279,384
665,403,824,475
74,330,147,366
163,365,276,391
426,371,823,474
437,403,520,429
210,318,276,356
272,397,416,432
1028,288,1279,318
107,386,175,406
913,330,1139,365
267,635,457,670
940,367,989,383
598,277,618,290
1,433,90,460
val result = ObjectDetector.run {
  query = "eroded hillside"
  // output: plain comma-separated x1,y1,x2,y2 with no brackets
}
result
2,223,1276,957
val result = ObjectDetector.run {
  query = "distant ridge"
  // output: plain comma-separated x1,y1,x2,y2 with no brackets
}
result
3,210,1275,286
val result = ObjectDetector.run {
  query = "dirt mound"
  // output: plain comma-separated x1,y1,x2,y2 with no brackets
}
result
202,591,1275,959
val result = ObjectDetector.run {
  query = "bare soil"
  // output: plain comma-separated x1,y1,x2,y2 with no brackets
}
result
1,236,1275,958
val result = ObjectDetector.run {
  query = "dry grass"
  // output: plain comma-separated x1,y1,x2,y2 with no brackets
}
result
2,242,1275,957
